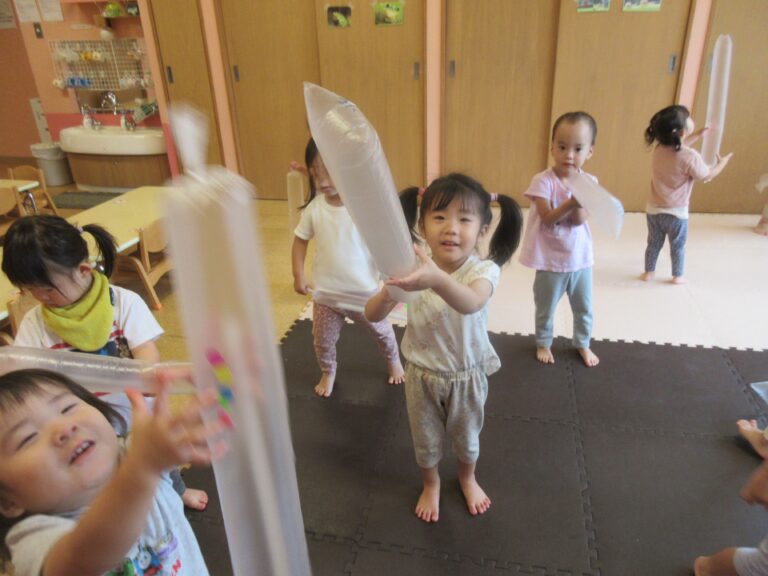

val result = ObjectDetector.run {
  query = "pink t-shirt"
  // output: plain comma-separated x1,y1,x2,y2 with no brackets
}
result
519,168,594,273
649,144,710,209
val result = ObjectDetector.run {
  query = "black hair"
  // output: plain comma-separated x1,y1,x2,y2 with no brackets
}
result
1,215,117,288
299,137,320,209
0,368,126,561
400,173,523,267
644,104,689,151
552,111,598,145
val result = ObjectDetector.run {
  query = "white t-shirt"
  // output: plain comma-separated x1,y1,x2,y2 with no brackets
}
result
401,255,500,375
13,285,163,357
6,471,209,576
294,195,380,294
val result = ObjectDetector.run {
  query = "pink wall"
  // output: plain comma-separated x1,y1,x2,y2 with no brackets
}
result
0,20,40,157
677,0,712,108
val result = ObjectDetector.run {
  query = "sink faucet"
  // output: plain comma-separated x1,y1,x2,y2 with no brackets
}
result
121,112,136,131
100,91,119,114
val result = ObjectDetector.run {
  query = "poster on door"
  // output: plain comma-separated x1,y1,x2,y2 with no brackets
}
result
327,5,351,28
623,0,662,11
577,0,610,12
373,1,404,26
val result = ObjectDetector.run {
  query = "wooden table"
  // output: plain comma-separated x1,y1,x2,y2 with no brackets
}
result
0,186,174,322
0,179,39,192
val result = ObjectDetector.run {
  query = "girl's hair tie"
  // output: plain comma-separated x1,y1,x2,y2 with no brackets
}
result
490,193,498,202
76,225,84,234
417,186,426,197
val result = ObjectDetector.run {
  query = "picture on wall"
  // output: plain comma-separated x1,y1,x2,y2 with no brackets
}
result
373,1,404,26
327,6,351,28
623,0,662,11
577,0,610,12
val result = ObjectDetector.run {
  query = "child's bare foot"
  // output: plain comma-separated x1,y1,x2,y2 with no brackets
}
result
314,373,335,397
415,482,440,522
640,271,654,282
459,475,491,516
737,419,768,459
182,488,209,511
578,348,600,367
671,276,687,285
387,360,405,384
536,346,555,364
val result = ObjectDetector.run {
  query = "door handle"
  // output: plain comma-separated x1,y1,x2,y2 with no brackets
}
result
233,65,240,82
412,62,420,80
667,54,678,74
166,66,174,84
448,60,456,78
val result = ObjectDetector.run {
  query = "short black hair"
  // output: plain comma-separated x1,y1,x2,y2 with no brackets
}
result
552,111,597,145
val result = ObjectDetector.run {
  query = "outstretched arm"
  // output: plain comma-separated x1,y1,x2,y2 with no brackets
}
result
365,287,398,323
684,125,709,146
385,245,493,315
43,375,220,576
703,152,734,183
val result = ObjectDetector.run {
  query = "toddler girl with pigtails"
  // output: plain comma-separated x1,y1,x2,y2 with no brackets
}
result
366,173,523,523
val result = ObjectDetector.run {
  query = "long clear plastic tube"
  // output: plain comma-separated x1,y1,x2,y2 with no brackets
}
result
569,173,624,239
304,83,417,301
700,35,733,167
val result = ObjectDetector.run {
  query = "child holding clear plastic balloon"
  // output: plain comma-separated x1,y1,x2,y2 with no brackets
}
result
641,105,732,284
291,137,404,397
518,111,600,367
1,215,209,511
365,173,523,522
0,367,223,576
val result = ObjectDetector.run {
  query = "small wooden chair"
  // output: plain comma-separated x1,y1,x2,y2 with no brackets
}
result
116,219,172,310
7,165,60,216
0,186,24,219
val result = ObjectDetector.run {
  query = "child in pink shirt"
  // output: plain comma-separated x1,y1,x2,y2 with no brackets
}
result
641,105,732,284
519,112,599,368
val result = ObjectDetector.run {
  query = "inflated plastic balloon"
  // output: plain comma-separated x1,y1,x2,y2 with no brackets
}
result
701,35,733,167
304,83,417,300
569,173,624,239
0,346,193,394
167,105,311,576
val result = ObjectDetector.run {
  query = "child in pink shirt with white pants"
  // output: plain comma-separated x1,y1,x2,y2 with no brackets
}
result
519,111,599,368
641,105,732,284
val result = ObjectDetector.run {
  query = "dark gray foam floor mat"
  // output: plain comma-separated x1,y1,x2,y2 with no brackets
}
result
190,319,768,575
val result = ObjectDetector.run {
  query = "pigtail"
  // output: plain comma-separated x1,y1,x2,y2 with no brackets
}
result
400,186,421,243
646,105,688,151
82,223,118,278
487,194,523,267
299,137,319,209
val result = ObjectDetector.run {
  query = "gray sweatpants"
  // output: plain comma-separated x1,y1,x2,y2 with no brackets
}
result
404,362,488,469
735,535,768,576
533,268,593,350
645,213,688,278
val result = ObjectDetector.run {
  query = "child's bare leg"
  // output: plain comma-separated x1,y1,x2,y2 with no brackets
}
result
314,372,335,397
578,348,600,367
458,460,491,516
640,271,654,282
182,488,209,511
737,419,768,459
694,548,738,576
536,347,555,364
415,466,440,522
388,359,405,384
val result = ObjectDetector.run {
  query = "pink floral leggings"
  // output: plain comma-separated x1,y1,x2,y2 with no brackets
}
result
312,302,400,376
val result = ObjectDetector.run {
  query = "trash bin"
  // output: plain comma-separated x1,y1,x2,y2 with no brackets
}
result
30,143,73,186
